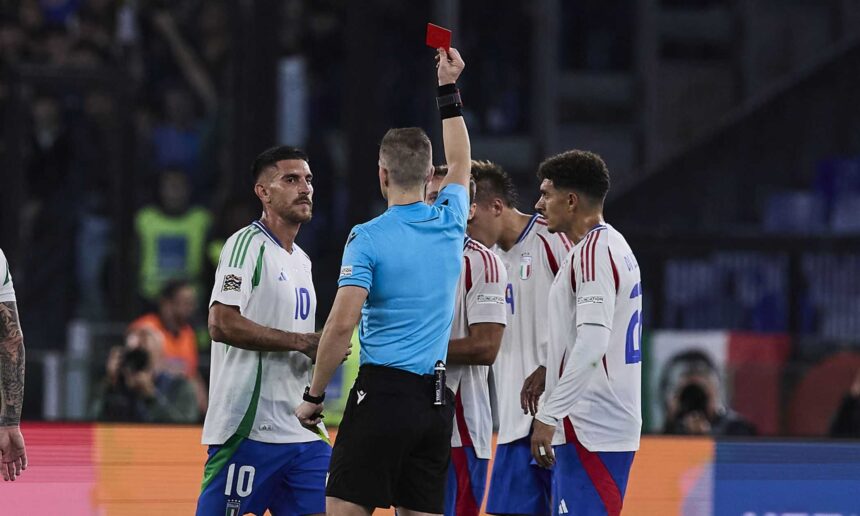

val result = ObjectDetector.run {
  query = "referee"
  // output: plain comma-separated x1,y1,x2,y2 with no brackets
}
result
296,47,471,515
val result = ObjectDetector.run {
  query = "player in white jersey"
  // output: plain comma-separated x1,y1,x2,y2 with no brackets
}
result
530,150,641,516
197,146,347,516
467,161,571,515
0,249,28,481
426,167,508,516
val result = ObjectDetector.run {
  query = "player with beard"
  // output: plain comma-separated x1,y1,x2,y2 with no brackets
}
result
197,146,346,516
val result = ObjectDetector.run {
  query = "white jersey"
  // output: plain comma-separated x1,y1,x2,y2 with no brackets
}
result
0,249,16,303
448,237,508,459
493,214,571,444
541,223,642,451
202,221,327,445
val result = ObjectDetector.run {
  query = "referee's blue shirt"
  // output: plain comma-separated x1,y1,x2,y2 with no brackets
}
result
338,183,469,375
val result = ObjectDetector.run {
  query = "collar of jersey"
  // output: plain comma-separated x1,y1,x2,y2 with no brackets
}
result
514,213,540,244
252,220,283,248
387,201,436,221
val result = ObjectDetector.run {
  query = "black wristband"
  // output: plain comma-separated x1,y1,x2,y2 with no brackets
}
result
303,386,325,404
438,83,458,96
437,83,463,120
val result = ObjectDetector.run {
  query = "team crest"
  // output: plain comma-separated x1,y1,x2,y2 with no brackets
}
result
520,254,532,280
222,274,242,292
225,499,241,516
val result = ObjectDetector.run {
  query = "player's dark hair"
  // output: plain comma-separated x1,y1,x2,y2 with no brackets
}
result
471,160,518,208
537,150,610,203
251,145,309,182
433,165,477,203
159,278,192,302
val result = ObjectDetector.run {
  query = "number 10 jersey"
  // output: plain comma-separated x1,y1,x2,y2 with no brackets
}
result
202,221,326,446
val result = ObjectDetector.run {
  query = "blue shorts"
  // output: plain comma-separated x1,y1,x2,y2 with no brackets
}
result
445,446,489,516
196,436,331,516
552,423,634,516
486,436,552,515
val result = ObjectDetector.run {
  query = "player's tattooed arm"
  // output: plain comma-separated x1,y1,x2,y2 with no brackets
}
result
0,302,25,427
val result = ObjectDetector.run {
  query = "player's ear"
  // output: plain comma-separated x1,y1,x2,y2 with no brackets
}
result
492,198,504,216
568,191,578,212
254,182,269,204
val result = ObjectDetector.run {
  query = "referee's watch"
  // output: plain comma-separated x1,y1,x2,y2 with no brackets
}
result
303,386,325,404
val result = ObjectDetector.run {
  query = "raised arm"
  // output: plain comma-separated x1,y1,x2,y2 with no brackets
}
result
209,302,319,358
436,47,471,191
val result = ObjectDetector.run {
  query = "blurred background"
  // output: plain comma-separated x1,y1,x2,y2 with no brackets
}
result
2,0,860,513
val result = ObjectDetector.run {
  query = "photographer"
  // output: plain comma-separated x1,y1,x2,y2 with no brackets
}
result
92,336,198,424
661,350,756,436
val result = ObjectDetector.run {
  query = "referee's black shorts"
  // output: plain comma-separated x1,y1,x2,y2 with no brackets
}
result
326,364,455,513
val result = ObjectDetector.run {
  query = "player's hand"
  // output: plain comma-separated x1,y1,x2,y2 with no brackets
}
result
295,401,324,429
521,366,546,415
299,333,320,361
436,47,465,86
530,420,556,469
0,426,28,481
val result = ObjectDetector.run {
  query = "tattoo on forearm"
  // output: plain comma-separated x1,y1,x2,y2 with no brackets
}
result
0,302,25,426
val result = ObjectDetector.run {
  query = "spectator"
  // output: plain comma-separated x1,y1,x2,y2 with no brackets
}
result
91,332,198,424
830,369,860,438
134,170,212,303
129,279,207,413
661,350,757,436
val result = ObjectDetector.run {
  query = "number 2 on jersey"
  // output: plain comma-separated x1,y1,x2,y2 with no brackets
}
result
625,282,642,364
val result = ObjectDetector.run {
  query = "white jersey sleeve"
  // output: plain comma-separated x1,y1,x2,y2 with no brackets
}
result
209,226,262,311
0,249,16,303
464,244,508,326
573,229,616,330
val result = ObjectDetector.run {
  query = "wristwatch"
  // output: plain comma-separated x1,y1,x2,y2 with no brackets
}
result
303,386,325,404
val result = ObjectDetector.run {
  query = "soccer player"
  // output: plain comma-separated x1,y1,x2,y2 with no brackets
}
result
197,146,344,516
426,166,507,516
295,47,470,516
530,150,642,516
0,248,27,482
468,162,571,515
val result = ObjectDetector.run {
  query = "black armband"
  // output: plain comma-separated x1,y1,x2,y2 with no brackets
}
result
437,83,463,119
303,386,325,404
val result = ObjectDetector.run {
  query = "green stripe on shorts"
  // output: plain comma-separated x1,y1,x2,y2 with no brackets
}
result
200,355,263,492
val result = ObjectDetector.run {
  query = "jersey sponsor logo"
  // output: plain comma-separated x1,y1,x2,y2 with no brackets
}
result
477,294,505,305
277,270,288,282
520,254,532,280
577,295,604,305
222,274,242,292
258,423,273,431
340,266,353,277
356,390,367,404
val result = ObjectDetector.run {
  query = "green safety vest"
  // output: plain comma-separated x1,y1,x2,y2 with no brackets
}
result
135,206,212,301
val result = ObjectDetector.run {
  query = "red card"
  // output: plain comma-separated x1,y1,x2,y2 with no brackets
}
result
426,23,452,51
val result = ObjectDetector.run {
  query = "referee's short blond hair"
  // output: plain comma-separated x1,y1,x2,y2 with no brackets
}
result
380,128,432,189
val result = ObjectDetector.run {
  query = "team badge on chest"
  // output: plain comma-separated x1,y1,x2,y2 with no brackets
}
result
520,254,532,280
